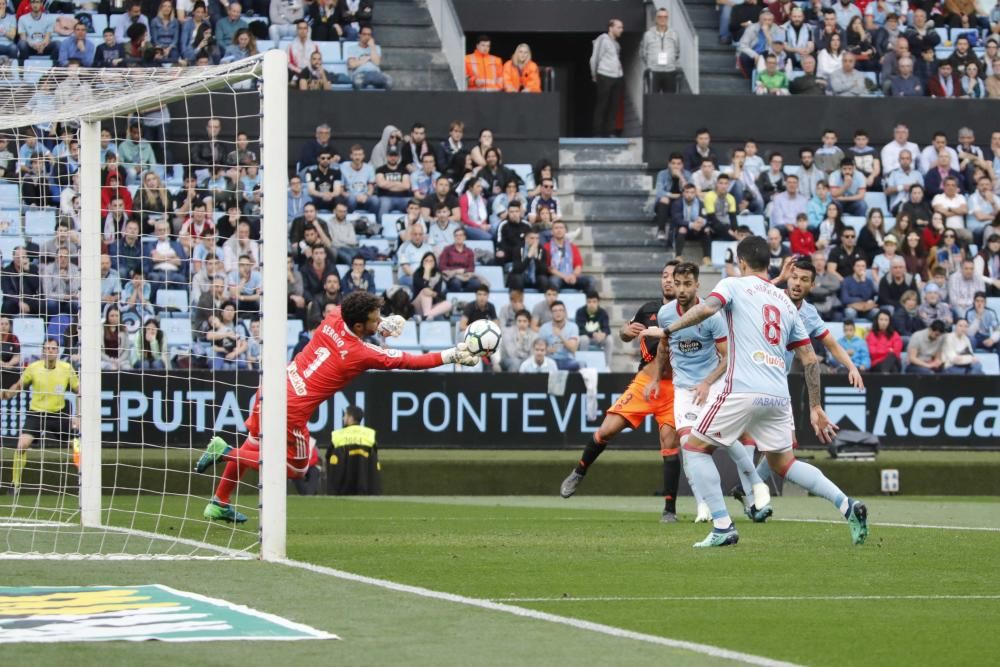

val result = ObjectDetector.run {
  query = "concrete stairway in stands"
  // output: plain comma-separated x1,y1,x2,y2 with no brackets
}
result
559,138,724,370
685,0,748,95
373,0,456,90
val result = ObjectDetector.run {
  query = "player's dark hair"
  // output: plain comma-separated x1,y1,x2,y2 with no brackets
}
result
736,236,770,271
793,258,816,279
344,405,365,424
342,292,382,328
664,258,681,270
673,261,700,280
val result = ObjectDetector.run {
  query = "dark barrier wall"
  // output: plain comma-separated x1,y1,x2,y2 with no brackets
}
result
168,91,562,169
453,0,645,33
644,95,1000,167
16,373,996,449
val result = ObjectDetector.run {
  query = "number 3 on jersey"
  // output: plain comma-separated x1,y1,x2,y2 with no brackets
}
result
762,305,781,345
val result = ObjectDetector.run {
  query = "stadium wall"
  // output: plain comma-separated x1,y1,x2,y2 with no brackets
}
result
643,95,1000,168
20,373,996,450
451,0,646,33
166,91,562,169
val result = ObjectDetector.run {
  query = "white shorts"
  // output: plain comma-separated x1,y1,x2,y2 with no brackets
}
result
691,392,795,453
674,382,724,435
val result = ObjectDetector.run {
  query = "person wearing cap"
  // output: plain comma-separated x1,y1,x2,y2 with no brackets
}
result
374,145,411,221
465,34,503,91
872,233,901,279
879,255,920,310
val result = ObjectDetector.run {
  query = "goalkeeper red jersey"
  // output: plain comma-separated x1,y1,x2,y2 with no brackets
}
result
285,307,444,419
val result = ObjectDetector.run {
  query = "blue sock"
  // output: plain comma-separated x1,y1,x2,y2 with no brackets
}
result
724,443,761,506
782,460,851,518
755,457,772,484
685,449,732,530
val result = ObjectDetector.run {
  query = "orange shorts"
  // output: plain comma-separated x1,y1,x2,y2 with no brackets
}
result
607,372,675,429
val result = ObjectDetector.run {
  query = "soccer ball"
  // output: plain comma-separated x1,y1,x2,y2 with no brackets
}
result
464,319,502,357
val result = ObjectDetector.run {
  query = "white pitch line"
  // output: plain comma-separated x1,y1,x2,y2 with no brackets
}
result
775,518,1000,532
277,558,802,667
494,594,1000,603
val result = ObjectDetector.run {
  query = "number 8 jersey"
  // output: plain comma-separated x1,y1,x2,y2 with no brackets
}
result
707,275,810,399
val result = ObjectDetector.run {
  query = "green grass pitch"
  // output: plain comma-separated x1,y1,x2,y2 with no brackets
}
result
3,494,999,666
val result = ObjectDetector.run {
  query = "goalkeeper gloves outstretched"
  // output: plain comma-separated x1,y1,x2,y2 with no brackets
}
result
377,314,407,338
442,343,479,367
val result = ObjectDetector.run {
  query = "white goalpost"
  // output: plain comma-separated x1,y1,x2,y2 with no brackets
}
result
0,51,288,561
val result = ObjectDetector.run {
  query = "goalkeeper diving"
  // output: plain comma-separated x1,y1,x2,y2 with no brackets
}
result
195,291,478,522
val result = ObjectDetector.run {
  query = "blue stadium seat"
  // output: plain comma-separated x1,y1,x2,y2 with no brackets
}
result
825,321,845,341
742,214,766,237
161,318,193,349
0,209,20,236
419,320,453,350
317,41,342,64
22,59,51,85
13,317,45,359
155,289,189,316
950,27,978,45
0,183,19,208
522,292,546,311
328,62,353,90
286,319,304,350
508,164,534,189
843,216,866,232
711,241,737,267
0,236,22,261
341,41,362,62
381,213,403,240
987,297,1000,313
783,164,801,178
576,350,608,373
865,192,888,213
976,353,999,375
256,39,275,51
361,238,390,256
465,240,494,256
560,292,586,317
490,291,510,314
934,27,951,45
370,264,394,291
24,208,56,237
477,265,504,289
385,320,420,350
884,217,896,232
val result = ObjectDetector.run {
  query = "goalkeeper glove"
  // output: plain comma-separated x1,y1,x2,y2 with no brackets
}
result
442,343,479,367
377,314,407,338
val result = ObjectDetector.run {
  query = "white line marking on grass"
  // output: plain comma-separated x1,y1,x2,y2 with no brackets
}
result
494,595,1000,603
277,558,802,667
777,518,1000,532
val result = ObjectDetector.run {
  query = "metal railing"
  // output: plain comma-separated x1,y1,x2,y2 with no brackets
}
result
651,0,700,94
426,0,467,91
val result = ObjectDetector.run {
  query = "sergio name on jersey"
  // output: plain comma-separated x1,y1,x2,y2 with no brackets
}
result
657,298,727,389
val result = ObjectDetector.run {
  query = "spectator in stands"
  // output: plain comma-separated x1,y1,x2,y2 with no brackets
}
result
227,252,261,317
16,0,56,63
538,301,580,371
949,35,982,76
179,1,216,63
120,269,156,330
304,151,343,212
401,123,433,175
790,214,817,255
192,117,227,171
691,157,719,199
266,0,303,45
41,247,80,316
465,34,504,91
286,175,308,224
326,205,358,265
880,124,919,177
520,337,557,374
770,173,809,234
502,310,536,372
498,289,527,328
904,9,939,52
669,183,704,257
755,152,786,209
641,7,680,93
817,32,845,79
893,289,926,341
884,150,922,214
411,153,440,203
458,178,492,241
653,154,689,241
528,177,561,224
222,220,259,272
191,253,224,306
289,202,331,251
943,0,983,29
816,132,844,178
374,146,411,220
0,2,18,61
829,157,868,216
810,250,843,319
950,258,987,315
987,58,1000,97
0,247,39,316
427,202,459,252
808,181,835,231
299,243,334,304
136,170,170,233
305,273,342,329
832,0,861,29
905,318,946,373
737,10,778,78
341,255,375,296
285,19,318,79
703,174,739,256
783,6,813,66
396,222,430,288
729,0,762,43
960,61,987,97
872,231,902,280
299,124,339,170
109,219,143,280
766,229,791,278
919,283,953,327
941,318,983,373
207,302,248,370
143,220,187,293
790,54,828,95
504,43,542,93
545,221,591,292
349,26,391,90
459,285,499,330
57,21,94,66
828,51,868,95
727,148,762,213
849,130,881,194
865,308,902,372
94,26,125,66
410,252,453,321
507,229,550,291
932,176,971,245
929,61,962,98
530,286,559,329
879,255,920,310
223,28,258,63
420,176,460,223
307,0,341,41
100,305,132,371
755,52,790,95
178,201,215,254
149,1,180,64
857,208,886,264
39,220,80,265
437,228,480,292
131,317,169,370
832,319,869,372
339,144,379,217
975,234,1000,294
576,291,612,368
840,257,879,321
590,19,624,137
494,198,529,264
681,129,716,173
901,229,929,281
968,291,999,351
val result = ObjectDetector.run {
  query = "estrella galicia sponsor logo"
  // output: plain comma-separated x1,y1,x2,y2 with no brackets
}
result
678,339,703,353
752,396,790,407
824,387,867,430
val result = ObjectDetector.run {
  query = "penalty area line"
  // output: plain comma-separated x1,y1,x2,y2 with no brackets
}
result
276,558,801,667
776,518,1000,532
493,594,1000,603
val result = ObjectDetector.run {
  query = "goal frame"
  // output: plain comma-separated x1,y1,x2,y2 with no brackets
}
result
72,50,289,561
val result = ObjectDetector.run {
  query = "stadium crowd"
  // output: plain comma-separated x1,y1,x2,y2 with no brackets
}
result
724,0,1000,97
654,123,1000,373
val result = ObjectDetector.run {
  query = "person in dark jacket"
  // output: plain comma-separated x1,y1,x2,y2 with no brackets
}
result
891,289,926,343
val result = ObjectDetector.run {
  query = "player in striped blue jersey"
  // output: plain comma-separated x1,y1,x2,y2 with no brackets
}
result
655,237,868,548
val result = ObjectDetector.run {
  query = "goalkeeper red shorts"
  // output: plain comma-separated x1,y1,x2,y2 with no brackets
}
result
244,392,311,477
607,372,675,429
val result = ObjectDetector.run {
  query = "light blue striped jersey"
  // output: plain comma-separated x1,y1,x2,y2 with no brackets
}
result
784,298,830,373
657,298,727,389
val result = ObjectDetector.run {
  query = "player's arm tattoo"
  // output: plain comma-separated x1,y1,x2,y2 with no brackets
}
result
803,360,822,409
666,297,721,335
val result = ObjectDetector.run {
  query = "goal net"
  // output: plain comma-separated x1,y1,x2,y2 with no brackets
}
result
0,52,288,561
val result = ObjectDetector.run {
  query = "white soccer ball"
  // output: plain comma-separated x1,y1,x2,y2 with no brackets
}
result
464,319,502,357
